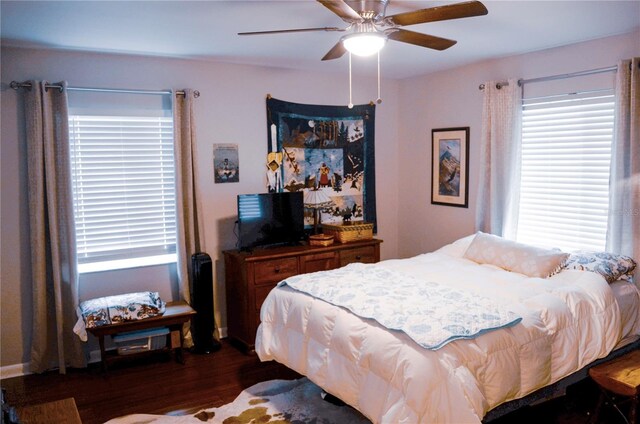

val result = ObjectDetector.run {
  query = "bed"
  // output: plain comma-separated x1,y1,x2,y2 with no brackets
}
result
255,233,640,423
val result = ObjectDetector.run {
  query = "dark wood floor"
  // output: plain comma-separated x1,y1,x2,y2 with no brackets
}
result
1,340,299,424
1,340,632,423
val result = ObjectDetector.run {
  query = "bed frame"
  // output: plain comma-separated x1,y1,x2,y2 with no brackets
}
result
483,338,640,422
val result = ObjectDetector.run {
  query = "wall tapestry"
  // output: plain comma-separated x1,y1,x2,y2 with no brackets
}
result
213,143,239,183
266,96,377,231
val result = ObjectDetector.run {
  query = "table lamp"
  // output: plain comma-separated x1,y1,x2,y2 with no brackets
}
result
303,189,334,234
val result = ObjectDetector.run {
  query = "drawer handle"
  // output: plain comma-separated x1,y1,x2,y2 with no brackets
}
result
355,255,362,260
274,266,281,273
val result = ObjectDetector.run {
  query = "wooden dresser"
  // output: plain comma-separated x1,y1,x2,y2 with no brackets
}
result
224,238,382,353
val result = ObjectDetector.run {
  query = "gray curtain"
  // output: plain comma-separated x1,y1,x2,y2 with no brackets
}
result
173,89,205,345
607,58,640,285
475,79,522,238
25,81,85,373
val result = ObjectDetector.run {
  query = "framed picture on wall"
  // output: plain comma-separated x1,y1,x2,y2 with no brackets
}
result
431,127,469,208
213,143,239,183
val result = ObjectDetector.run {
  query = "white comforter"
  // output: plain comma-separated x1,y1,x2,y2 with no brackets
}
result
256,238,626,423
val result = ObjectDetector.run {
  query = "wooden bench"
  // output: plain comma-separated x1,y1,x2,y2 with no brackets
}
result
87,301,196,371
588,348,640,423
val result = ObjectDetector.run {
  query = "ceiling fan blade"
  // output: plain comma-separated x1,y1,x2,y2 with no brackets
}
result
238,27,345,36
317,0,362,22
387,29,457,51
322,42,347,61
387,1,488,26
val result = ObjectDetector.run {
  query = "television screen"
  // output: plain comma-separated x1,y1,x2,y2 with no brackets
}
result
237,192,305,250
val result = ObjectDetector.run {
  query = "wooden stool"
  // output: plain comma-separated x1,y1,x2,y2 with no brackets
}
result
16,398,82,424
588,349,640,423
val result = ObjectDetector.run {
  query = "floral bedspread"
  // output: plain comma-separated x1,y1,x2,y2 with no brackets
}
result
279,263,521,350
74,291,166,341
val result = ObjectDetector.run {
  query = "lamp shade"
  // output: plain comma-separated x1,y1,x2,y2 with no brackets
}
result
342,33,386,57
303,189,334,209
304,189,334,235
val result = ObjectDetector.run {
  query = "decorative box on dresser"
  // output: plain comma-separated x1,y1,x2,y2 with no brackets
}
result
224,238,382,353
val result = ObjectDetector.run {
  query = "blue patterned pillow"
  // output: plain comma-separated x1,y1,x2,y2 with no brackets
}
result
563,251,636,283
619,273,634,283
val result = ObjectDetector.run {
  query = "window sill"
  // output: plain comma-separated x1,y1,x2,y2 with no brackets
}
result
78,254,177,274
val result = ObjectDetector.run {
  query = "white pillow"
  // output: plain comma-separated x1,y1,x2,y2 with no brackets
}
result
436,234,476,258
463,232,569,278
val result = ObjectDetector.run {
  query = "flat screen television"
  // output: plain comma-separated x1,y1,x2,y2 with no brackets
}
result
237,192,305,250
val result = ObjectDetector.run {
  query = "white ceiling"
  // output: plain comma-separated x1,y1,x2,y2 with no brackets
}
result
1,1,639,80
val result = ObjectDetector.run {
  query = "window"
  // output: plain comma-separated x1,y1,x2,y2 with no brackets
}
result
516,90,615,252
69,115,176,273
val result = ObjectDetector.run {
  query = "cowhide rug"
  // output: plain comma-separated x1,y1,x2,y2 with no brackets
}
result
106,378,370,424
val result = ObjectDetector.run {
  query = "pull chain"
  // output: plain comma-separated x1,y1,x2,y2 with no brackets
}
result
348,52,353,109
347,51,382,107
377,51,382,104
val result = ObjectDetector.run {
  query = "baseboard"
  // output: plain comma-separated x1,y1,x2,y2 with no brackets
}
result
1,333,228,379
0,362,30,379
1,350,105,379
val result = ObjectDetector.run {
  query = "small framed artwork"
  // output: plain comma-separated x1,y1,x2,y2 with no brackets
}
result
431,127,469,208
213,143,239,183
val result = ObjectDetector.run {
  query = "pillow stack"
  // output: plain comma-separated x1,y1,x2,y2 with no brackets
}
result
463,232,637,283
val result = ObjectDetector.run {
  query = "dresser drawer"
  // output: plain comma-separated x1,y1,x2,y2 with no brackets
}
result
300,251,339,273
253,257,298,285
340,246,377,266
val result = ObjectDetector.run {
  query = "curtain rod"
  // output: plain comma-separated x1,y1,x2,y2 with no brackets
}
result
478,65,619,90
523,87,614,102
9,81,200,98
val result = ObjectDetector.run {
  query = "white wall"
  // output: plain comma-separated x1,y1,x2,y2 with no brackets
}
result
0,47,400,368
397,30,640,258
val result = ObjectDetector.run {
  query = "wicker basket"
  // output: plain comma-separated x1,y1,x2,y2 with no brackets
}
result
321,222,374,243
309,233,334,246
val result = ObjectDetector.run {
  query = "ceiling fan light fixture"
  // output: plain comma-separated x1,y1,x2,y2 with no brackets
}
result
342,33,386,57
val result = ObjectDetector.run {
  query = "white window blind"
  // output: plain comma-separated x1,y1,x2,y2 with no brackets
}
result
69,115,176,270
516,90,614,252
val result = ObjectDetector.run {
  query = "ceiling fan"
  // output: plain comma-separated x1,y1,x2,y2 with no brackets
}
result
239,0,488,60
